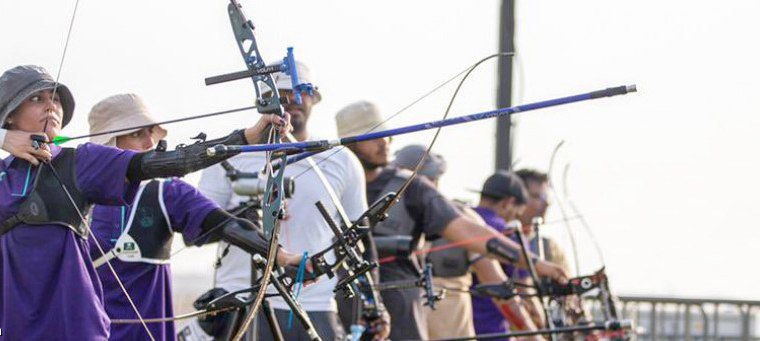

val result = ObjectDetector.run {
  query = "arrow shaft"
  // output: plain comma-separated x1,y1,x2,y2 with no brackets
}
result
221,85,635,155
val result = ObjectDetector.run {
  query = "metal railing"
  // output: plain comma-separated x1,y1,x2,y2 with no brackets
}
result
587,295,760,341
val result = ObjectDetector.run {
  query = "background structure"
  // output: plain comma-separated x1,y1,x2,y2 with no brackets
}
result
1,0,758,311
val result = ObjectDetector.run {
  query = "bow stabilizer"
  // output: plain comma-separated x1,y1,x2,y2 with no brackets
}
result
207,85,638,156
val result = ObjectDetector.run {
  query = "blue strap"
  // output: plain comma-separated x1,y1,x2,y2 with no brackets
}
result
287,251,309,329
349,324,366,341
11,163,33,197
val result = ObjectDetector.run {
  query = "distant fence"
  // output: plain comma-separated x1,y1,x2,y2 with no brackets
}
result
586,295,760,341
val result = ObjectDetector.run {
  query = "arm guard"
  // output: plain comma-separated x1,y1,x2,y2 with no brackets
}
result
486,237,520,264
373,235,413,257
471,281,517,300
128,130,247,182
202,208,276,262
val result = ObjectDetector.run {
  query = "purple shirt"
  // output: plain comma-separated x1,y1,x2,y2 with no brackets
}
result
0,143,137,341
470,207,529,339
89,178,218,341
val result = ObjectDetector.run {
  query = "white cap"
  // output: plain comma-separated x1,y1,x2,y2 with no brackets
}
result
261,60,321,102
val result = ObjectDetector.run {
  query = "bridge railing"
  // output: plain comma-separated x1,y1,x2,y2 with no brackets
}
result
586,295,760,341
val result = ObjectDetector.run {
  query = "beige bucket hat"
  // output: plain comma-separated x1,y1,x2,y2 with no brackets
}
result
88,94,167,146
335,100,388,138
260,60,321,103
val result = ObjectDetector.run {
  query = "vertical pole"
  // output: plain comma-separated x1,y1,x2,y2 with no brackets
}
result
713,304,720,341
741,305,750,341
651,302,658,341
685,304,692,341
699,306,709,341
495,0,515,171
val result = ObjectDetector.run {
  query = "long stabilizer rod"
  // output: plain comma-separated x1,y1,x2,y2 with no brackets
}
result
207,85,636,156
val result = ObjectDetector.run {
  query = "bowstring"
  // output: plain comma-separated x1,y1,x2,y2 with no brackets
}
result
86,54,513,326
546,140,581,276
36,0,156,338
231,71,289,340
390,52,515,215
561,163,606,267
54,105,257,144
41,0,80,135
160,60,486,285
42,163,156,341
290,57,479,181
136,54,521,286
165,54,516,263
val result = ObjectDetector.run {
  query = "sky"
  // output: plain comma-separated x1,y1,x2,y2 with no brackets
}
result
1,0,759,302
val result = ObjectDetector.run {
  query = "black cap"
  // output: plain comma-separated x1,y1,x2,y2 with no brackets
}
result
479,170,528,204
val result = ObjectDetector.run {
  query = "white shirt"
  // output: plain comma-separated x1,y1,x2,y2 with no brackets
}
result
197,137,368,312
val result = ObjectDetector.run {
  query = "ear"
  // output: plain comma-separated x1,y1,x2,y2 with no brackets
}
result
516,204,527,216
5,110,15,127
497,197,510,211
503,196,516,209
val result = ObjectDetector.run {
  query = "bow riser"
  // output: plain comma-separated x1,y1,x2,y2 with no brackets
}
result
220,2,290,340
227,2,283,116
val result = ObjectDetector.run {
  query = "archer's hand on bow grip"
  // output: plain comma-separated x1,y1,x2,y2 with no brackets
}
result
243,112,292,144
534,258,568,284
280,260,319,288
1,130,52,165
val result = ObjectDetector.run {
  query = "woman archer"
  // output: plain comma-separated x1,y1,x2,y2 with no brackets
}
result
86,93,312,341
0,65,296,340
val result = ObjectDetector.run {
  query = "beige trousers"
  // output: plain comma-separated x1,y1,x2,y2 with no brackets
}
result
425,275,475,339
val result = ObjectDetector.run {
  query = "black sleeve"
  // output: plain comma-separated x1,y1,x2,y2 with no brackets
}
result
201,208,279,261
404,176,461,239
127,130,248,182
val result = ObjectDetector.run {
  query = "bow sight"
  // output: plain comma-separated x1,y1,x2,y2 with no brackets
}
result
204,37,315,108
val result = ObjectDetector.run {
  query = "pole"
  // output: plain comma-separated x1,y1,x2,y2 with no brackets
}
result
495,0,515,171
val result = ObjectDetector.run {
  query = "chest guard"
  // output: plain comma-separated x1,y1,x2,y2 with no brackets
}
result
1,148,91,238
428,237,469,278
372,169,425,271
93,180,173,268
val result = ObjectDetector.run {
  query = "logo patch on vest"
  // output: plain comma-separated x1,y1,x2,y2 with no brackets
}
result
137,207,155,228
29,202,40,216
124,242,136,251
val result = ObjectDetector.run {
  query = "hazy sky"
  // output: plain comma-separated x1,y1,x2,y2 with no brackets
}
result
1,0,758,301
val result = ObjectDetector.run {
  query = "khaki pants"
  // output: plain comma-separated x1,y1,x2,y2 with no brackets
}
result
425,276,475,339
